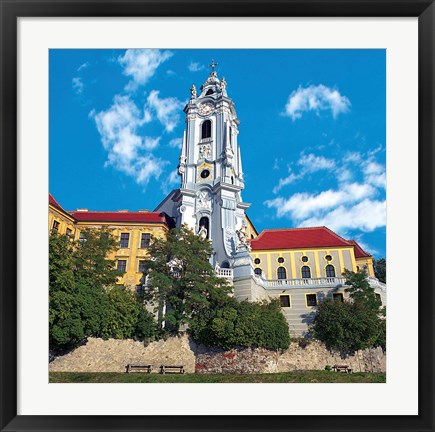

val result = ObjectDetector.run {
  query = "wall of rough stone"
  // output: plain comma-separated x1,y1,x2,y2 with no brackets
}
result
195,340,385,374
49,335,196,373
49,336,385,375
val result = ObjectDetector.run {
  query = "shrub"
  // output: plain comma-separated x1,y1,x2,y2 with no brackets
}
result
311,299,385,353
190,299,290,351
99,286,157,340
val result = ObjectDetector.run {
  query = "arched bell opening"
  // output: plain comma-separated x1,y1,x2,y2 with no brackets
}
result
199,216,210,239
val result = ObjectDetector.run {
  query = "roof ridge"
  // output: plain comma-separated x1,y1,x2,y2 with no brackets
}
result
320,226,352,245
251,226,341,238
347,239,372,257
68,210,161,214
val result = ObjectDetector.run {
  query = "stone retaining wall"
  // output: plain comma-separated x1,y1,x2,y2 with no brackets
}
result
50,337,385,375
196,341,385,374
49,335,196,373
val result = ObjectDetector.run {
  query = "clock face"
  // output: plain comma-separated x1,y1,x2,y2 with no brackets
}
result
198,103,213,116
200,169,210,179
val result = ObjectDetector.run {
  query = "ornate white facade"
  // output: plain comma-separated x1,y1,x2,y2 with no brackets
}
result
156,67,251,272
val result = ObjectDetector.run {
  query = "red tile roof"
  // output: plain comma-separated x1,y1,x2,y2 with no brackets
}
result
50,193,175,227
250,226,352,250
49,193,64,211
69,210,175,227
347,240,371,258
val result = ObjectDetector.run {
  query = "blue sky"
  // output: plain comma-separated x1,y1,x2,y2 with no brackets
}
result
49,49,386,258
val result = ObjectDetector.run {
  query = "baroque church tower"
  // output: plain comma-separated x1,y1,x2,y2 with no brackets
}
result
156,61,251,272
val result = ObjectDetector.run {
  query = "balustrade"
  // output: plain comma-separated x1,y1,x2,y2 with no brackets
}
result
216,268,233,279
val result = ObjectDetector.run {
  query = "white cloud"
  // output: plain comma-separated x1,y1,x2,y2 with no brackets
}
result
298,153,335,173
161,169,180,194
146,90,184,132
91,94,168,187
265,183,374,221
343,151,362,164
363,160,386,189
266,146,386,246
284,84,351,121
299,199,386,233
72,77,84,94
135,155,167,185
118,49,172,91
273,169,299,194
335,167,353,184
188,62,205,72
272,153,336,194
77,62,89,71
144,136,161,150
168,138,182,149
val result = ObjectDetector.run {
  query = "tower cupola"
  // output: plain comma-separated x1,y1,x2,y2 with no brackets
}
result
166,61,251,269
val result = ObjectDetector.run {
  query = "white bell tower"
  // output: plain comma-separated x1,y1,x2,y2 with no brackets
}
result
174,61,251,269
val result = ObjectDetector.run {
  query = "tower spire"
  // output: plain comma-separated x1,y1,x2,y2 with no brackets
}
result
208,59,218,73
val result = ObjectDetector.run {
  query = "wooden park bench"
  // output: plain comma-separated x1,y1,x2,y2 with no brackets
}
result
125,364,153,374
160,365,185,374
332,364,352,373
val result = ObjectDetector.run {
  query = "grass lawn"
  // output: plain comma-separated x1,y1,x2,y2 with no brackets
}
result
50,370,386,383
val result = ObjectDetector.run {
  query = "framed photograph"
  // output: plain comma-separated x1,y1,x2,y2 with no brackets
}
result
1,1,434,431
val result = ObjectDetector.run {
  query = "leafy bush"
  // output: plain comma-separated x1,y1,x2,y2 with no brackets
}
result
311,299,385,353
190,299,290,351
99,286,157,340
311,268,386,354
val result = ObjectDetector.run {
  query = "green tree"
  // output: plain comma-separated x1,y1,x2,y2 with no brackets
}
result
143,224,232,333
49,229,157,352
373,258,386,283
99,286,157,340
49,233,84,350
311,268,385,353
72,228,120,286
343,268,381,310
311,299,383,352
190,299,291,351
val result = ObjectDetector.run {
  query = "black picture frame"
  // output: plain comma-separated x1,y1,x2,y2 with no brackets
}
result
1,1,433,431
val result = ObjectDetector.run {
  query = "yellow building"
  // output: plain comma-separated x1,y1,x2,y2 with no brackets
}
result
249,226,375,280
246,226,382,336
49,194,174,287
49,194,76,239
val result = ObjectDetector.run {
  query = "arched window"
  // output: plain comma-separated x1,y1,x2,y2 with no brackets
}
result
206,89,214,95
301,266,311,279
221,261,230,269
326,264,336,277
199,216,209,239
254,268,262,276
201,120,211,139
277,267,287,280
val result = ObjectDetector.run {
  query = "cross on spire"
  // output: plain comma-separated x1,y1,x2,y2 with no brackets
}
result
209,59,218,72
